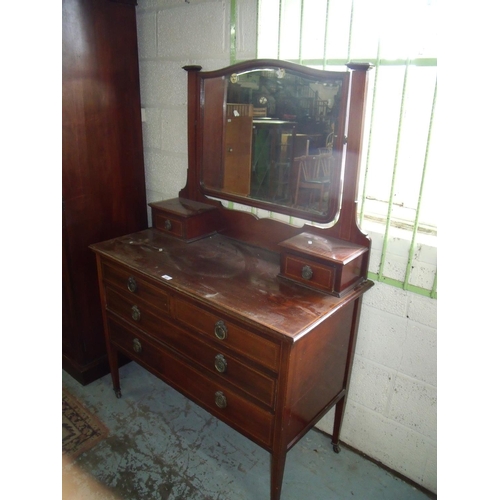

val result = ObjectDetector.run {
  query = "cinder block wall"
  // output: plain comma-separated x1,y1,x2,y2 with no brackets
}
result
136,0,437,494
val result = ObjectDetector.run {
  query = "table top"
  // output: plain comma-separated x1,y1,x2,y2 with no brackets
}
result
91,229,372,341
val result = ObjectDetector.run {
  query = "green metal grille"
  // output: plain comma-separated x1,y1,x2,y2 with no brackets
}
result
231,0,437,299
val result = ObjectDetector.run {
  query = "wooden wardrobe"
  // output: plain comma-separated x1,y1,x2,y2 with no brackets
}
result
62,0,147,384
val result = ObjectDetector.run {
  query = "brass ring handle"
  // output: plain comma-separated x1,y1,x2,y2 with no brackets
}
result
127,276,137,293
214,354,227,373
131,305,141,322
301,265,313,280
164,219,172,231
215,391,227,409
214,320,227,340
132,338,142,353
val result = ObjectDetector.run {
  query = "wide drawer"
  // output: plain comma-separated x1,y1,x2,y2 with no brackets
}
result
102,261,171,315
173,297,281,372
106,288,276,408
108,317,274,448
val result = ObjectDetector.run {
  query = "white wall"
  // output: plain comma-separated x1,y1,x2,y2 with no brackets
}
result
136,0,437,494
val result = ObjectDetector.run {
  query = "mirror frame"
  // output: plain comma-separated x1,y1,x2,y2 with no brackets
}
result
181,60,372,241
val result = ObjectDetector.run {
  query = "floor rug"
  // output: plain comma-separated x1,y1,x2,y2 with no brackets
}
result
62,388,108,460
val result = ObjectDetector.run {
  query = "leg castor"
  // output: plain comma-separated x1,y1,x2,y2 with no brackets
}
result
333,443,341,454
114,389,122,399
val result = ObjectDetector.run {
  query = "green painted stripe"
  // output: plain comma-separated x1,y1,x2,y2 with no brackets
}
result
368,273,437,299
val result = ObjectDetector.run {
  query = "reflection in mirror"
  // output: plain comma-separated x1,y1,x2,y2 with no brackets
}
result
201,63,349,222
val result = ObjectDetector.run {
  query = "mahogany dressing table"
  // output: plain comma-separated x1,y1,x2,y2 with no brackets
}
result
91,59,373,500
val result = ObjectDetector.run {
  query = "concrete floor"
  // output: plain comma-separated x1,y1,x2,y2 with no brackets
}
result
62,362,434,500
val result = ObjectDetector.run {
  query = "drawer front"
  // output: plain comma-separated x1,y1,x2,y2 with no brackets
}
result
174,297,281,372
108,317,274,448
108,316,166,374
152,211,184,238
281,254,335,293
102,261,171,315
106,288,276,408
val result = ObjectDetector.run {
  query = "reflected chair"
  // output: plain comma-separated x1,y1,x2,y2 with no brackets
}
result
293,154,333,212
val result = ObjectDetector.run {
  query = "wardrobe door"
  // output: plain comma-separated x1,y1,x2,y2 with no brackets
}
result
62,0,147,384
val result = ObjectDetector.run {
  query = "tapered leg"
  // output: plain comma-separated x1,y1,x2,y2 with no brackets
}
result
270,451,287,500
108,346,121,398
332,396,346,453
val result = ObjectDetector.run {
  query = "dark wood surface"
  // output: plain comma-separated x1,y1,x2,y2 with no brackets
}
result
278,231,367,263
90,229,371,340
62,0,147,384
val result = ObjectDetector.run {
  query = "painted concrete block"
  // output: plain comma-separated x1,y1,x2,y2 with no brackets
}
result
144,149,187,197
158,3,228,60
408,260,437,290
141,107,162,150
348,356,396,413
368,248,382,274
422,440,437,494
161,108,188,154
136,11,157,59
139,60,188,107
363,282,408,317
408,293,437,329
381,252,409,282
341,401,433,491
398,320,437,386
414,242,437,266
356,307,408,370
387,374,437,440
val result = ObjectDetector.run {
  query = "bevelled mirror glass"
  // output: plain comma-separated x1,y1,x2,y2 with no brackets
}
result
199,60,350,223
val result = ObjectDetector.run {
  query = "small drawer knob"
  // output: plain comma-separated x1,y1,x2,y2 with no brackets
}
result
301,265,313,280
131,305,141,322
127,276,138,293
164,219,172,231
214,320,227,340
132,338,142,353
214,354,227,373
215,391,227,409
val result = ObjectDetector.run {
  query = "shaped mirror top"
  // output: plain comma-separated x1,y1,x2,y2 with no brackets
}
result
197,60,351,223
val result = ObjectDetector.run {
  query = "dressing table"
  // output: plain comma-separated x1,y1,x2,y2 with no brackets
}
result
91,59,373,500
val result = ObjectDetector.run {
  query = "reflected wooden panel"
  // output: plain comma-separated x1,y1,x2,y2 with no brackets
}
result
224,104,253,196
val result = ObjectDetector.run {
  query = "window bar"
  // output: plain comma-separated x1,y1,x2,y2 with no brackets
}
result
347,0,355,62
403,76,437,291
255,0,260,59
430,271,437,299
230,0,237,64
377,57,410,282
322,0,332,69
358,38,381,225
298,0,305,64
277,0,283,59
